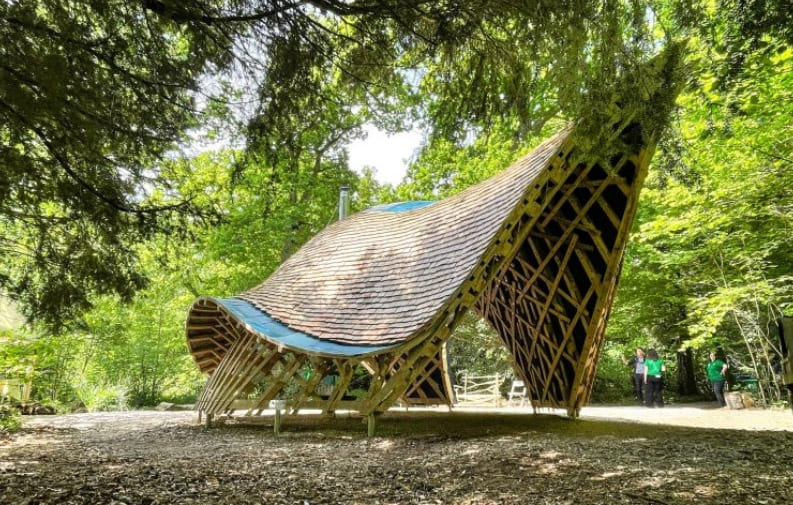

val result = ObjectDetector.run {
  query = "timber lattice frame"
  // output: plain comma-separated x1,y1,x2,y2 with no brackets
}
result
187,52,681,423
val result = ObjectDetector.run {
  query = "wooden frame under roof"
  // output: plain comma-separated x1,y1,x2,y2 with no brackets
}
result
187,50,682,423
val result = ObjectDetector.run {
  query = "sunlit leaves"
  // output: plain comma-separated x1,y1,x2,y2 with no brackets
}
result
607,29,793,362
0,0,228,327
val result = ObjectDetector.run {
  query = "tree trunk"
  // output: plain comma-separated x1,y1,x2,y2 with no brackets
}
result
676,347,698,396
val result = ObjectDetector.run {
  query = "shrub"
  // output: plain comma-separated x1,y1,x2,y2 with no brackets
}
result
0,403,22,434
591,348,634,403
72,383,129,412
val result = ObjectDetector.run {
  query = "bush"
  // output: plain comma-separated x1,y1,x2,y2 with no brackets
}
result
72,383,129,412
447,313,513,378
591,347,634,403
158,371,204,406
0,403,22,434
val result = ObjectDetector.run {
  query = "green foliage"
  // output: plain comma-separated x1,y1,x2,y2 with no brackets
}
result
3,0,793,410
605,29,793,402
77,293,203,407
0,329,78,404
0,0,232,327
399,117,567,200
1,0,696,327
71,382,129,413
590,344,636,404
447,313,513,378
0,106,378,408
354,168,398,210
0,403,21,434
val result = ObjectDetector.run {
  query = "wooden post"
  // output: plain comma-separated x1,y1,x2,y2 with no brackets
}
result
272,400,286,436
205,412,213,428
367,413,376,438
274,407,281,435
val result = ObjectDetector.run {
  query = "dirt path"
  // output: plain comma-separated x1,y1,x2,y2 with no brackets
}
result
569,402,790,430
2,406,792,504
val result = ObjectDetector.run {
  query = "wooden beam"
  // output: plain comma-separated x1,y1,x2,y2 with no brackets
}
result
323,360,355,415
566,148,650,414
201,333,259,414
252,353,307,415
196,331,253,412
288,359,330,415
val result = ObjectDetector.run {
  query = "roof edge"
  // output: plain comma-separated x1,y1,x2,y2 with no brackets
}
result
186,297,400,363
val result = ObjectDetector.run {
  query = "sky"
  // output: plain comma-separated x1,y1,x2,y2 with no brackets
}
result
347,126,424,186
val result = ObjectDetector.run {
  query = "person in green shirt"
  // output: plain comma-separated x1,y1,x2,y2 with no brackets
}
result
707,352,729,407
643,349,666,407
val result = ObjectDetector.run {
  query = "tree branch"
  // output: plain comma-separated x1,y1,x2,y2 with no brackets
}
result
140,0,306,25
0,98,193,216
754,147,793,165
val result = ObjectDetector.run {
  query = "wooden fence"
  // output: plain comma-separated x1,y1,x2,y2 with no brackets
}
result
454,371,503,406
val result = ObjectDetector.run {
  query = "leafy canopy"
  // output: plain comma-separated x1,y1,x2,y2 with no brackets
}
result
2,0,682,327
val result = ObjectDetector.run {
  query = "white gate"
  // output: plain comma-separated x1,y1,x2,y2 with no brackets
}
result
454,371,502,406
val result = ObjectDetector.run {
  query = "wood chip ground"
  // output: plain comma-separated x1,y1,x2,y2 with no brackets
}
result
2,406,791,505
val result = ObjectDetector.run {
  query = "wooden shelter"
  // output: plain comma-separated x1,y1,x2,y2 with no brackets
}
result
187,51,681,423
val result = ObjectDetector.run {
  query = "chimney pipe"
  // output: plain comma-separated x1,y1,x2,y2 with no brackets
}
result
338,185,350,220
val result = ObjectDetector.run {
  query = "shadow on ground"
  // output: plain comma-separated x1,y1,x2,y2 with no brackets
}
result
217,409,786,440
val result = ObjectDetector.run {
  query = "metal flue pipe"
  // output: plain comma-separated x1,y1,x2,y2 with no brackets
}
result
338,185,350,220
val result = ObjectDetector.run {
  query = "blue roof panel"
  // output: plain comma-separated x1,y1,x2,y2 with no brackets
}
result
366,201,435,213
215,298,397,357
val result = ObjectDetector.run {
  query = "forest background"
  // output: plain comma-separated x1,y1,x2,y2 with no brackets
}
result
1,0,791,418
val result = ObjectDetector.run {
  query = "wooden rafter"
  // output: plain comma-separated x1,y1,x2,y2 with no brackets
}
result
251,353,306,415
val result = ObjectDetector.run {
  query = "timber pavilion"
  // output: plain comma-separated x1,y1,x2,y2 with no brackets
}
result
186,51,680,429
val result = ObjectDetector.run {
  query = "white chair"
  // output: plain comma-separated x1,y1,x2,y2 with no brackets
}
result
508,379,527,407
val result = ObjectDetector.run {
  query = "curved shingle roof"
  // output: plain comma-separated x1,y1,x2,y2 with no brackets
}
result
236,129,569,347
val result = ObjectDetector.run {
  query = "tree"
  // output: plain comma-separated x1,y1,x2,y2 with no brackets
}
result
605,28,793,401
2,0,687,327
0,0,232,327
